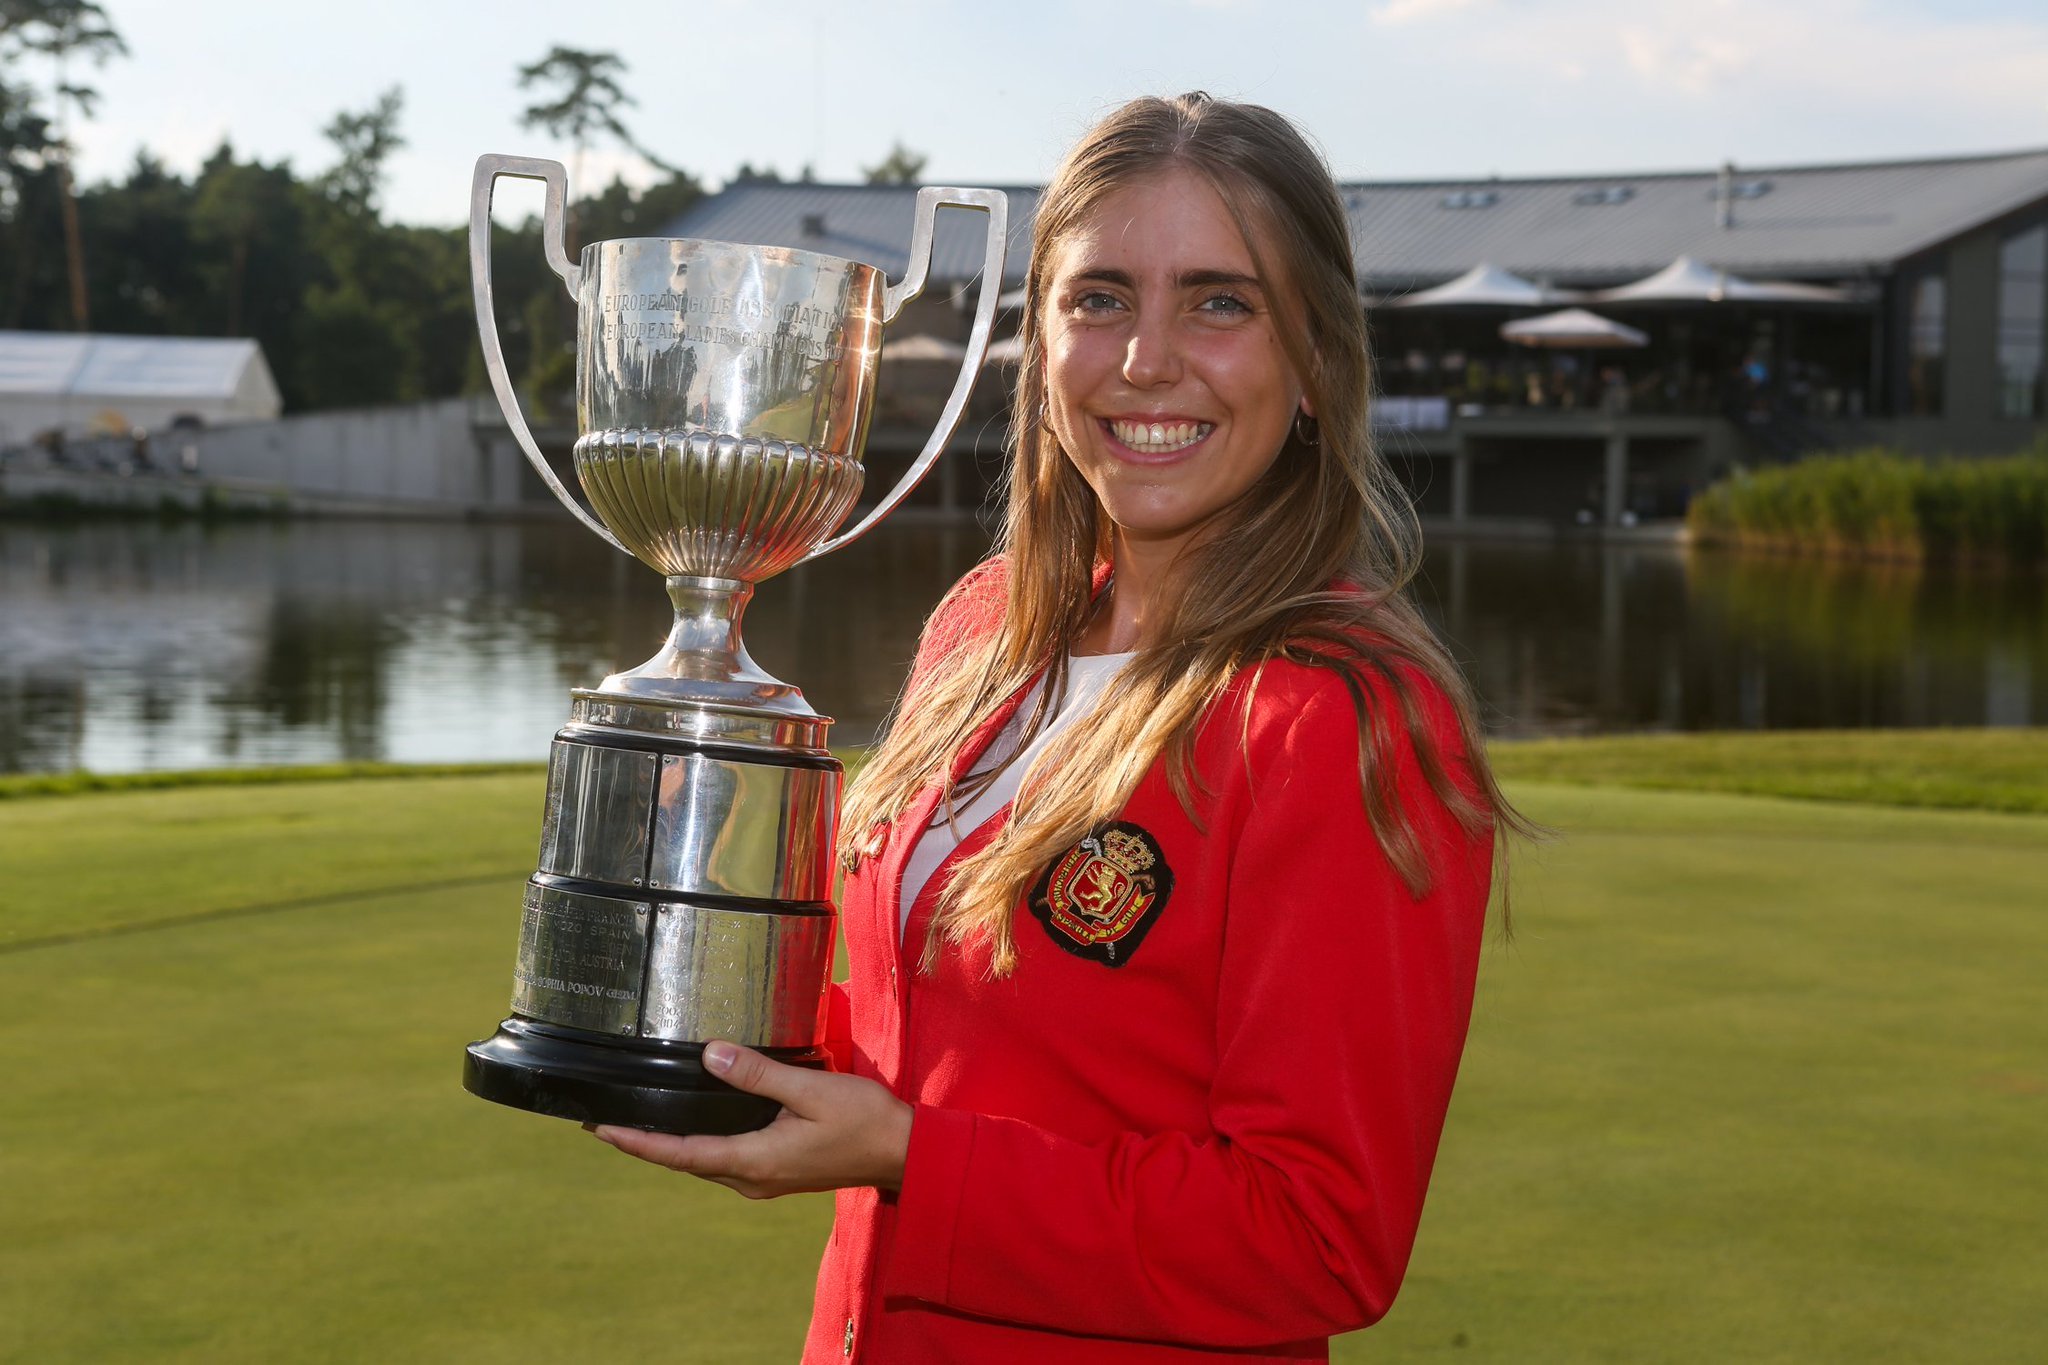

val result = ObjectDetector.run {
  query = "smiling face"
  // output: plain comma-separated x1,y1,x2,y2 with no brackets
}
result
1040,165,1310,564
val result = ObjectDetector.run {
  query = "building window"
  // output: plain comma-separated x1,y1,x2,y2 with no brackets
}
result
1996,225,2046,419
1439,189,1498,210
1908,274,1945,416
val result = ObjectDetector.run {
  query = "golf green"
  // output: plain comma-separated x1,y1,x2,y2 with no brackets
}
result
1,774,2041,1362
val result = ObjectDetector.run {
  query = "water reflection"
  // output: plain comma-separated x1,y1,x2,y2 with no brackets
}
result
1422,541,2046,735
0,519,990,774
0,519,2040,774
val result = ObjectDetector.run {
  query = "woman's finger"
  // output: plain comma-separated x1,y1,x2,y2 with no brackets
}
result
593,1122,755,1179
703,1039,823,1110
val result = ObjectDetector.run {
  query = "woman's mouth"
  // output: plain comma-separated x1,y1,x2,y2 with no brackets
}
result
1105,418,1214,455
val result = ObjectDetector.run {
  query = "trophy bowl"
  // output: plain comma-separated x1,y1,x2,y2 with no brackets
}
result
459,154,1007,1133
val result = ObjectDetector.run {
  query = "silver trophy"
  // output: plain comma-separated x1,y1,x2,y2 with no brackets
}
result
461,155,1007,1134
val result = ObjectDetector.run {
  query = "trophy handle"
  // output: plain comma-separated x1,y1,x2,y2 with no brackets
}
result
804,186,1010,561
469,154,629,555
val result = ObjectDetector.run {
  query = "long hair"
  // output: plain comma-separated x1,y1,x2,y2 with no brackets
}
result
840,92,1529,975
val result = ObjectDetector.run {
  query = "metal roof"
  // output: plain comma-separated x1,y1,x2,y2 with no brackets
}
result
658,147,2048,292
661,183,1041,290
0,331,271,399
1345,148,2048,288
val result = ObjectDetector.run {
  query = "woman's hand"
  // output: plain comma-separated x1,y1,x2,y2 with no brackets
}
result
590,1040,913,1199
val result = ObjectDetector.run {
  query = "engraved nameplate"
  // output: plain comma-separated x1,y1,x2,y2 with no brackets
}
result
510,883,649,1035
596,290,848,360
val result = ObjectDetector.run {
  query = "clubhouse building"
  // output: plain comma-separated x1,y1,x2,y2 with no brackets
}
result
663,147,2048,526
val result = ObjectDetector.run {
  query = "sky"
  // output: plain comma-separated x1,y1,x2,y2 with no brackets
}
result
42,0,2048,227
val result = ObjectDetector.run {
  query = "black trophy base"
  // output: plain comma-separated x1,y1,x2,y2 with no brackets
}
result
463,1017,827,1135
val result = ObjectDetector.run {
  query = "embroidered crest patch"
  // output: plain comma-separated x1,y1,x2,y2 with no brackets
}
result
1027,821,1174,967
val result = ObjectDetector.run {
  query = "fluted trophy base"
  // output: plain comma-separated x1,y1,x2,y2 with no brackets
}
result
464,1018,828,1134
462,575,843,1136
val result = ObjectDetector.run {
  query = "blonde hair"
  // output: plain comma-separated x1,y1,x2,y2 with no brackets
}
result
841,93,1526,974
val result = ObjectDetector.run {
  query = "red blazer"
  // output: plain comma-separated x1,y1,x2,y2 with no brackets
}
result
804,558,1494,1363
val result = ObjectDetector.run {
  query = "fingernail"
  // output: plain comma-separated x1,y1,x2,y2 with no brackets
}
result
703,1041,735,1075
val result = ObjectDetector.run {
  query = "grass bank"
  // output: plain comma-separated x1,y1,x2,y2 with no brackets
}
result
1,767,2043,1361
0,760,545,803
1686,444,2048,564
1489,727,2048,815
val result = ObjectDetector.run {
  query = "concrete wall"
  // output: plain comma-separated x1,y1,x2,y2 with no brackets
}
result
2,398,538,516
188,399,529,510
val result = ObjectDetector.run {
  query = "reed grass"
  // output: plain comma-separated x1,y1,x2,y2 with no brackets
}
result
1687,443,2048,564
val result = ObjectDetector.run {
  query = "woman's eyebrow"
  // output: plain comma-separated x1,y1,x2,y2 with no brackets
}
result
1067,267,1136,288
1178,269,1261,290
1062,267,1262,290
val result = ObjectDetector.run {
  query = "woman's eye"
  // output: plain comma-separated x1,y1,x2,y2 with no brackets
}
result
1072,290,1123,313
1199,293,1252,316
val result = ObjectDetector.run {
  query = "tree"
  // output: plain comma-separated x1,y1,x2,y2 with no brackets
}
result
318,85,404,218
80,152,207,336
0,74,56,325
517,45,679,237
573,170,703,242
0,48,53,206
863,141,927,186
190,146,304,349
1,0,126,330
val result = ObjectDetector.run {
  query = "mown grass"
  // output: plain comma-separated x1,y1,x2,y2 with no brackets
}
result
0,771,546,948
1686,444,2048,564
0,761,545,802
1488,727,2048,815
2,766,2043,1361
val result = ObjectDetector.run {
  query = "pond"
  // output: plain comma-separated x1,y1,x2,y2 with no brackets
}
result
1,518,2041,774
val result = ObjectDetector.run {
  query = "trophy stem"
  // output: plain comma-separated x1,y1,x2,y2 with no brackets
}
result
594,574,816,716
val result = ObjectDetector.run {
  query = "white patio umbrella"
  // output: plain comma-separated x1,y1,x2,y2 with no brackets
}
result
1387,263,1582,308
1595,256,1848,305
1500,309,1649,348
879,333,969,363
981,334,1026,366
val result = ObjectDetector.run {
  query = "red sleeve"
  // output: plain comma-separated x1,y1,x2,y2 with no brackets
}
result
881,678,1493,1346
822,981,853,1074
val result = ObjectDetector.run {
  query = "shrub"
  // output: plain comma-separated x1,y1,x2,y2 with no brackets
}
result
1689,445,2048,565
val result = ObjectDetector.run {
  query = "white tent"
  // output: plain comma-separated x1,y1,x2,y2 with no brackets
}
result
879,333,969,363
982,334,1026,366
1386,263,1581,308
0,332,282,444
1500,309,1649,348
1594,257,1849,305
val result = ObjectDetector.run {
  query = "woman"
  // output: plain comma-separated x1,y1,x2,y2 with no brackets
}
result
593,92,1524,1362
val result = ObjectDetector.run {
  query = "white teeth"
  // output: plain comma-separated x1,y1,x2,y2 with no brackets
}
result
1111,420,1212,453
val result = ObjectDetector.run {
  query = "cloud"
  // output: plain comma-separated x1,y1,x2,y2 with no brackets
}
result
1400,0,2048,126
1371,0,1489,23
1617,28,1751,94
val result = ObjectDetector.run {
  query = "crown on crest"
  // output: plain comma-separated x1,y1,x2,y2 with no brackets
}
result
1099,828,1155,874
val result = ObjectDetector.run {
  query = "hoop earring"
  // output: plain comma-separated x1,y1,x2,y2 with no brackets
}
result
1293,411,1320,447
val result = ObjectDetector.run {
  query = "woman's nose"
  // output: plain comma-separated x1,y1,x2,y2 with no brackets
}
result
1121,313,1182,388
